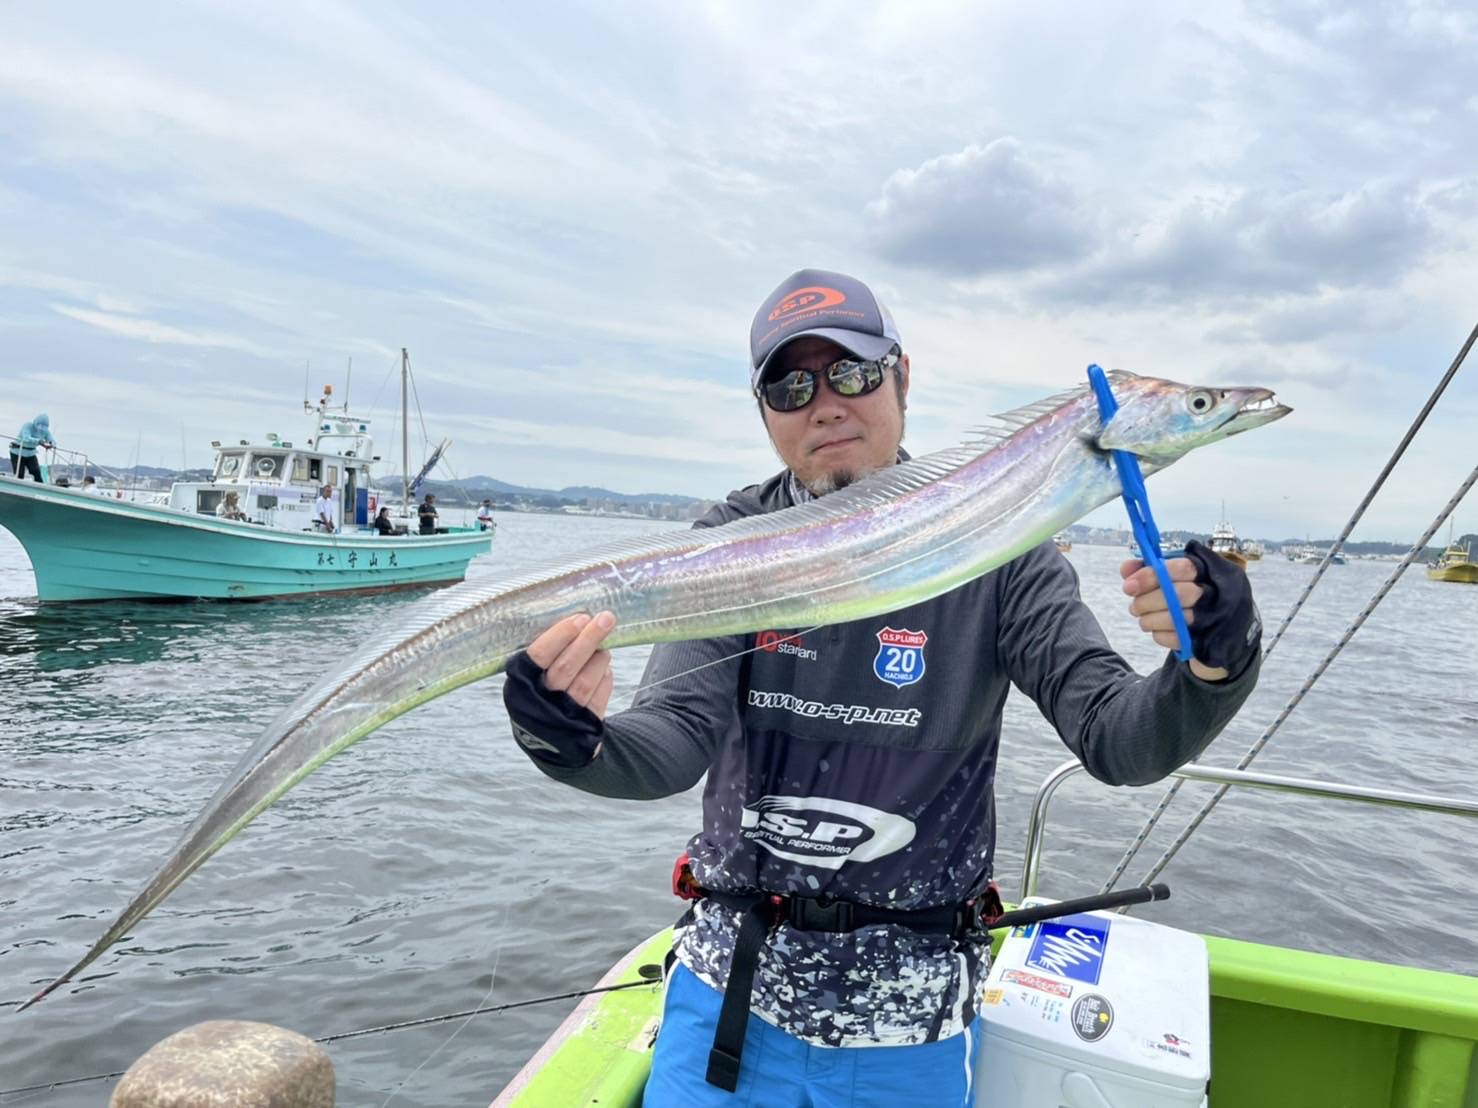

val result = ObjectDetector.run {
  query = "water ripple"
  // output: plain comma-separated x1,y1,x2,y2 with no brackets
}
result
0,522,1474,1106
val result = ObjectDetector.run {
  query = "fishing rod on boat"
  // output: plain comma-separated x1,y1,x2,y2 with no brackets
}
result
0,886,1170,1099
984,882,1170,932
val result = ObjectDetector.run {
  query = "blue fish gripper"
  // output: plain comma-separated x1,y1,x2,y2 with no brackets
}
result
1086,363,1193,662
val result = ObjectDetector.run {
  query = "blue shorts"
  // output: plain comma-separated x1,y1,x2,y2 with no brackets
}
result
643,964,979,1107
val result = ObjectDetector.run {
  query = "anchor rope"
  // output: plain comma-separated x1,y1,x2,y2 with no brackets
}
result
1100,320,1478,895
1112,460,1478,898
0,978,656,1102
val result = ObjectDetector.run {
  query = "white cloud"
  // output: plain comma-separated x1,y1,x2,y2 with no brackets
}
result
0,1,1474,538
50,305,279,357
1024,179,1455,316
868,139,1097,275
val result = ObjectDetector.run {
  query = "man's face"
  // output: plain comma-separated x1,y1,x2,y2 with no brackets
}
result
760,336,910,495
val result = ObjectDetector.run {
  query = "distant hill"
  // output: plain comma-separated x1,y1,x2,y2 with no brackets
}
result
377,473,707,509
10,457,1471,548
1057,524,1474,560
368,473,715,521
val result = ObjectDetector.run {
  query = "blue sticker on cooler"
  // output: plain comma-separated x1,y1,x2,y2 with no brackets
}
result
1025,912,1111,986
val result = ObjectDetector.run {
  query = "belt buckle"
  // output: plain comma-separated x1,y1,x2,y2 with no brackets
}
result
955,903,992,946
791,896,855,932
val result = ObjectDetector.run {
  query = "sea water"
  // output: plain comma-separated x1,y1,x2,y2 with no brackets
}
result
1,513,1474,1106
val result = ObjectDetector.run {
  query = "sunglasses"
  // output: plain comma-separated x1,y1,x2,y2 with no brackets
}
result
758,349,901,413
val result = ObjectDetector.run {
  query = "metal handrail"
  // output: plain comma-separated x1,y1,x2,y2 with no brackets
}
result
1020,759,1478,898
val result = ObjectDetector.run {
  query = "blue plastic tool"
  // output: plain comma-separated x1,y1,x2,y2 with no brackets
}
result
1086,364,1194,662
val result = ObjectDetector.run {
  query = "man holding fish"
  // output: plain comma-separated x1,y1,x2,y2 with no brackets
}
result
505,269,1269,1105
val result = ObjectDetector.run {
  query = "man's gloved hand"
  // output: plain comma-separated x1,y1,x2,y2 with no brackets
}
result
1181,540,1262,676
502,650,606,769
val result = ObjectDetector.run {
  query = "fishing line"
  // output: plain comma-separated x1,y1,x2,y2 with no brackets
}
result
0,980,658,1103
378,899,510,1108
1119,460,1478,897
603,626,825,715
407,353,433,455
362,354,400,428
1101,320,1477,895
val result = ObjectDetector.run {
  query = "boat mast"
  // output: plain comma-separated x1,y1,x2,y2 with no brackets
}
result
401,348,410,517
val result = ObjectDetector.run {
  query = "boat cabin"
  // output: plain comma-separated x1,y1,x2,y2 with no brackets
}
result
168,411,382,532
1209,520,1239,555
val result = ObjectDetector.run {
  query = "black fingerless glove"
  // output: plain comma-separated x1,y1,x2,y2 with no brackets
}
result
1182,540,1262,678
502,651,605,769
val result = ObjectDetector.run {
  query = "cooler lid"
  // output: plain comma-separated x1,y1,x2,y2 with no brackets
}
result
979,907,1210,1091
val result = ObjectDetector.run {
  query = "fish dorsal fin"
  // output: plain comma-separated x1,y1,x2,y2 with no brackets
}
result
987,381,1095,430
406,380,1106,613
435,438,1021,608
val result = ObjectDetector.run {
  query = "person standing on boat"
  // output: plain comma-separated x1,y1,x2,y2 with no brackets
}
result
477,498,495,532
7,413,53,483
313,484,336,533
503,269,1265,1107
417,493,440,535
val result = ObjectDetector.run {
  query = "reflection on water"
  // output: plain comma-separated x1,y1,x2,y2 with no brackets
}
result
1,598,253,672
0,519,1475,1107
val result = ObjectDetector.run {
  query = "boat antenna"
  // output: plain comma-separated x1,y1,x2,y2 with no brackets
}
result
401,348,410,519
303,359,311,410
344,356,352,412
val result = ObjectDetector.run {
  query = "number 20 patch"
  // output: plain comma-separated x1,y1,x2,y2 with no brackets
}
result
873,627,928,688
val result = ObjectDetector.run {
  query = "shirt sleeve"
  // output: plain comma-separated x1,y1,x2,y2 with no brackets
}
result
528,633,745,800
994,542,1260,786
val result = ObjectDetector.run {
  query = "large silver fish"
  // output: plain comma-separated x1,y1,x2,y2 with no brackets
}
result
25,370,1289,1006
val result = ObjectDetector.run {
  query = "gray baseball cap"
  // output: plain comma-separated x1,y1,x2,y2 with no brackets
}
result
749,268,902,390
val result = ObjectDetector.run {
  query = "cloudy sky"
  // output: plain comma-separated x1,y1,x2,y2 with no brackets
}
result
2,1,1475,541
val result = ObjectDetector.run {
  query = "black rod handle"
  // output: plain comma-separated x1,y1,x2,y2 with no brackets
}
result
988,883,1170,931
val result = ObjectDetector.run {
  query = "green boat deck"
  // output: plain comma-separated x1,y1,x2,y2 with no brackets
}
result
492,926,1478,1107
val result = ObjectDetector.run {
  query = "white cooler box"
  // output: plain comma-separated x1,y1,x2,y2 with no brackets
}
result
975,902,1209,1108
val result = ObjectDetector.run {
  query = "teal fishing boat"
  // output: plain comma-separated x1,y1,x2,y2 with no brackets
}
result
491,762,1478,1108
0,350,490,602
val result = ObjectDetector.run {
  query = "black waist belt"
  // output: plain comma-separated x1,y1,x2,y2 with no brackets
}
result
697,888,999,1092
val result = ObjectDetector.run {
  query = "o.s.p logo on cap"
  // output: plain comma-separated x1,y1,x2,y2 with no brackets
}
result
769,286,845,322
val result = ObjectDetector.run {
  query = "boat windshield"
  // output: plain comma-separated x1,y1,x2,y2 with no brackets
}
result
216,452,245,479
250,453,289,480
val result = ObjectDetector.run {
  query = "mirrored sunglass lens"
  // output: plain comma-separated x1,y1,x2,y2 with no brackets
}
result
766,370,815,411
828,360,884,396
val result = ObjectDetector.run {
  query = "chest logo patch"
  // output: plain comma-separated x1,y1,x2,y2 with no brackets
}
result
740,795,916,870
873,627,927,688
756,629,818,661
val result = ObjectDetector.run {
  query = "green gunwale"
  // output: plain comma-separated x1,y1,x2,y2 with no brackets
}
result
492,930,671,1107
494,926,1478,1108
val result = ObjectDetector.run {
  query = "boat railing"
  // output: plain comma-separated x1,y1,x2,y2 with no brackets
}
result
1020,758,1478,898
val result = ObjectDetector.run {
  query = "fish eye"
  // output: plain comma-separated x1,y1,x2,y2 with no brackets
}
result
1186,389,1215,415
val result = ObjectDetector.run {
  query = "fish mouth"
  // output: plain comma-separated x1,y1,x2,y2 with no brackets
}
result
1220,389,1291,436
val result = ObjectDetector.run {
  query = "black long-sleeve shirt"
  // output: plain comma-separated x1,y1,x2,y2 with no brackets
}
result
528,468,1259,1046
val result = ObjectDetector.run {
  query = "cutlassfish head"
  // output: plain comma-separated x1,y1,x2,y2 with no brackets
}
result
1095,372,1291,462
